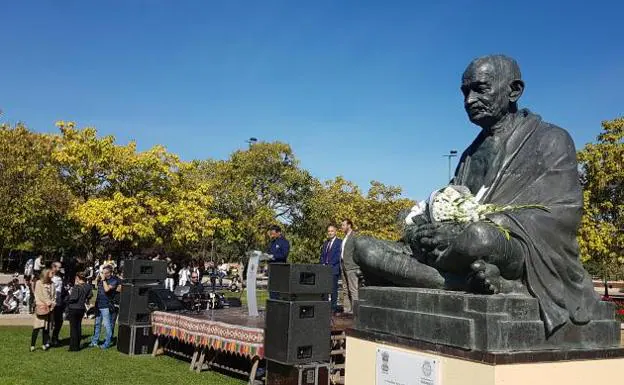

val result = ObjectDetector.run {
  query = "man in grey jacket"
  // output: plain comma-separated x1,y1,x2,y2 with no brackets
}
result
340,219,359,314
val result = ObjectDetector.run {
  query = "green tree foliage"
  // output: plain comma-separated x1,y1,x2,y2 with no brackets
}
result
0,121,431,266
290,177,414,263
577,117,624,280
203,142,316,258
54,122,233,257
0,123,72,263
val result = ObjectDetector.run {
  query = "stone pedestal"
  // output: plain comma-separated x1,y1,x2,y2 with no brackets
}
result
345,332,624,385
346,287,623,384
354,287,620,351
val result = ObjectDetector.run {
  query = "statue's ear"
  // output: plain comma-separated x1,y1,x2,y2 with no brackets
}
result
509,79,524,103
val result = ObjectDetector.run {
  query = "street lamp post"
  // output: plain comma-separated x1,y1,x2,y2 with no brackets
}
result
245,137,258,148
443,150,458,181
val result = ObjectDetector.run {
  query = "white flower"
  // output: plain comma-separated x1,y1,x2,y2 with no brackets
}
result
405,200,427,225
429,186,485,223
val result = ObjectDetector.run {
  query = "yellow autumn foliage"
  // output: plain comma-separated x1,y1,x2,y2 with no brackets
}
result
577,117,624,279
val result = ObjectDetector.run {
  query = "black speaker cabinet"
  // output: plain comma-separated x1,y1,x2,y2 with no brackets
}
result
118,281,163,325
117,324,155,356
268,264,332,298
267,360,330,385
147,288,185,312
123,259,166,282
265,299,331,364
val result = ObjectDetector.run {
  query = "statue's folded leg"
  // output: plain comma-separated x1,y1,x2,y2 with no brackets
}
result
354,236,445,289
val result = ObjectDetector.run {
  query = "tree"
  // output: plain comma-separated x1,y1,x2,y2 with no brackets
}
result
577,117,624,287
51,122,134,256
204,142,316,258
55,123,234,258
290,177,414,263
0,123,73,264
0,120,418,268
162,161,234,254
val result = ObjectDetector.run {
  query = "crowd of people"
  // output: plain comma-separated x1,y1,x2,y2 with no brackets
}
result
26,260,121,352
158,257,244,293
16,252,247,352
7,218,360,352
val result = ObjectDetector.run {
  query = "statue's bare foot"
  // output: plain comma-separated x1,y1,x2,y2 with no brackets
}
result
468,260,500,294
469,260,527,294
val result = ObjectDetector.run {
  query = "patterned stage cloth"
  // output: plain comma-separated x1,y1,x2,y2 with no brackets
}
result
151,308,265,359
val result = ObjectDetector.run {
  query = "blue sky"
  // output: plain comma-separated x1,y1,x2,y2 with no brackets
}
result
2,1,623,200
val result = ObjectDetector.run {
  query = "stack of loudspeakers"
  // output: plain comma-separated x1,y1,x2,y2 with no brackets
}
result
265,263,332,385
117,259,166,356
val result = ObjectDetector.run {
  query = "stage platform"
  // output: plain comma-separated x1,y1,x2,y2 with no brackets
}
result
151,307,353,384
154,307,354,329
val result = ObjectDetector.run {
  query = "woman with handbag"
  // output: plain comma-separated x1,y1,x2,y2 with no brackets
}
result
30,268,56,351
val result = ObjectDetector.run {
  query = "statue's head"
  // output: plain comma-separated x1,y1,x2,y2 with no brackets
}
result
461,55,524,130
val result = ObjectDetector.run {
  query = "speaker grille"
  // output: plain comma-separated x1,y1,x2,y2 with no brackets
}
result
265,299,331,364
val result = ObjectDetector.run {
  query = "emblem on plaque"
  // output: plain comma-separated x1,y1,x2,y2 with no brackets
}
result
381,351,390,374
422,360,432,378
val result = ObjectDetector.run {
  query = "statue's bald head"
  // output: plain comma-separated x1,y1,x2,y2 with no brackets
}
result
466,55,522,83
461,55,525,130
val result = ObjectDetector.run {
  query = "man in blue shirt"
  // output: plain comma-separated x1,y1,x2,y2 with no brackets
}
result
267,225,290,263
267,225,290,300
90,265,119,349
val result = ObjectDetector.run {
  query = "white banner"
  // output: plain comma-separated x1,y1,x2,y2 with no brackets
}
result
376,347,439,385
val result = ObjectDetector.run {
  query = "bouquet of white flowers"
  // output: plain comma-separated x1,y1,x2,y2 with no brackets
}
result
405,185,546,239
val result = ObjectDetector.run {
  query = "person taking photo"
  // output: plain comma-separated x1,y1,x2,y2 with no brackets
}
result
89,266,119,349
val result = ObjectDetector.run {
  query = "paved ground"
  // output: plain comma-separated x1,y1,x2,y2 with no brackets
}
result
0,313,96,326
0,273,22,284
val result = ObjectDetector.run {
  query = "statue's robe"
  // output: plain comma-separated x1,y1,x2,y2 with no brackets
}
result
455,109,599,335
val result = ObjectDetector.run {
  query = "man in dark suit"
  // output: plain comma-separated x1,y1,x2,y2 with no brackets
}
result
319,225,342,313
340,219,358,314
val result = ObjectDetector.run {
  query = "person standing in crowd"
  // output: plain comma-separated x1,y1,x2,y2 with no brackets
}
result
24,257,34,280
217,258,229,288
191,260,201,283
64,256,77,285
165,262,176,291
85,264,95,284
50,261,66,346
33,255,43,279
89,266,119,349
340,219,359,315
320,225,342,314
203,261,218,291
31,269,56,351
22,275,33,314
67,272,92,352
178,263,190,287
267,225,290,300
